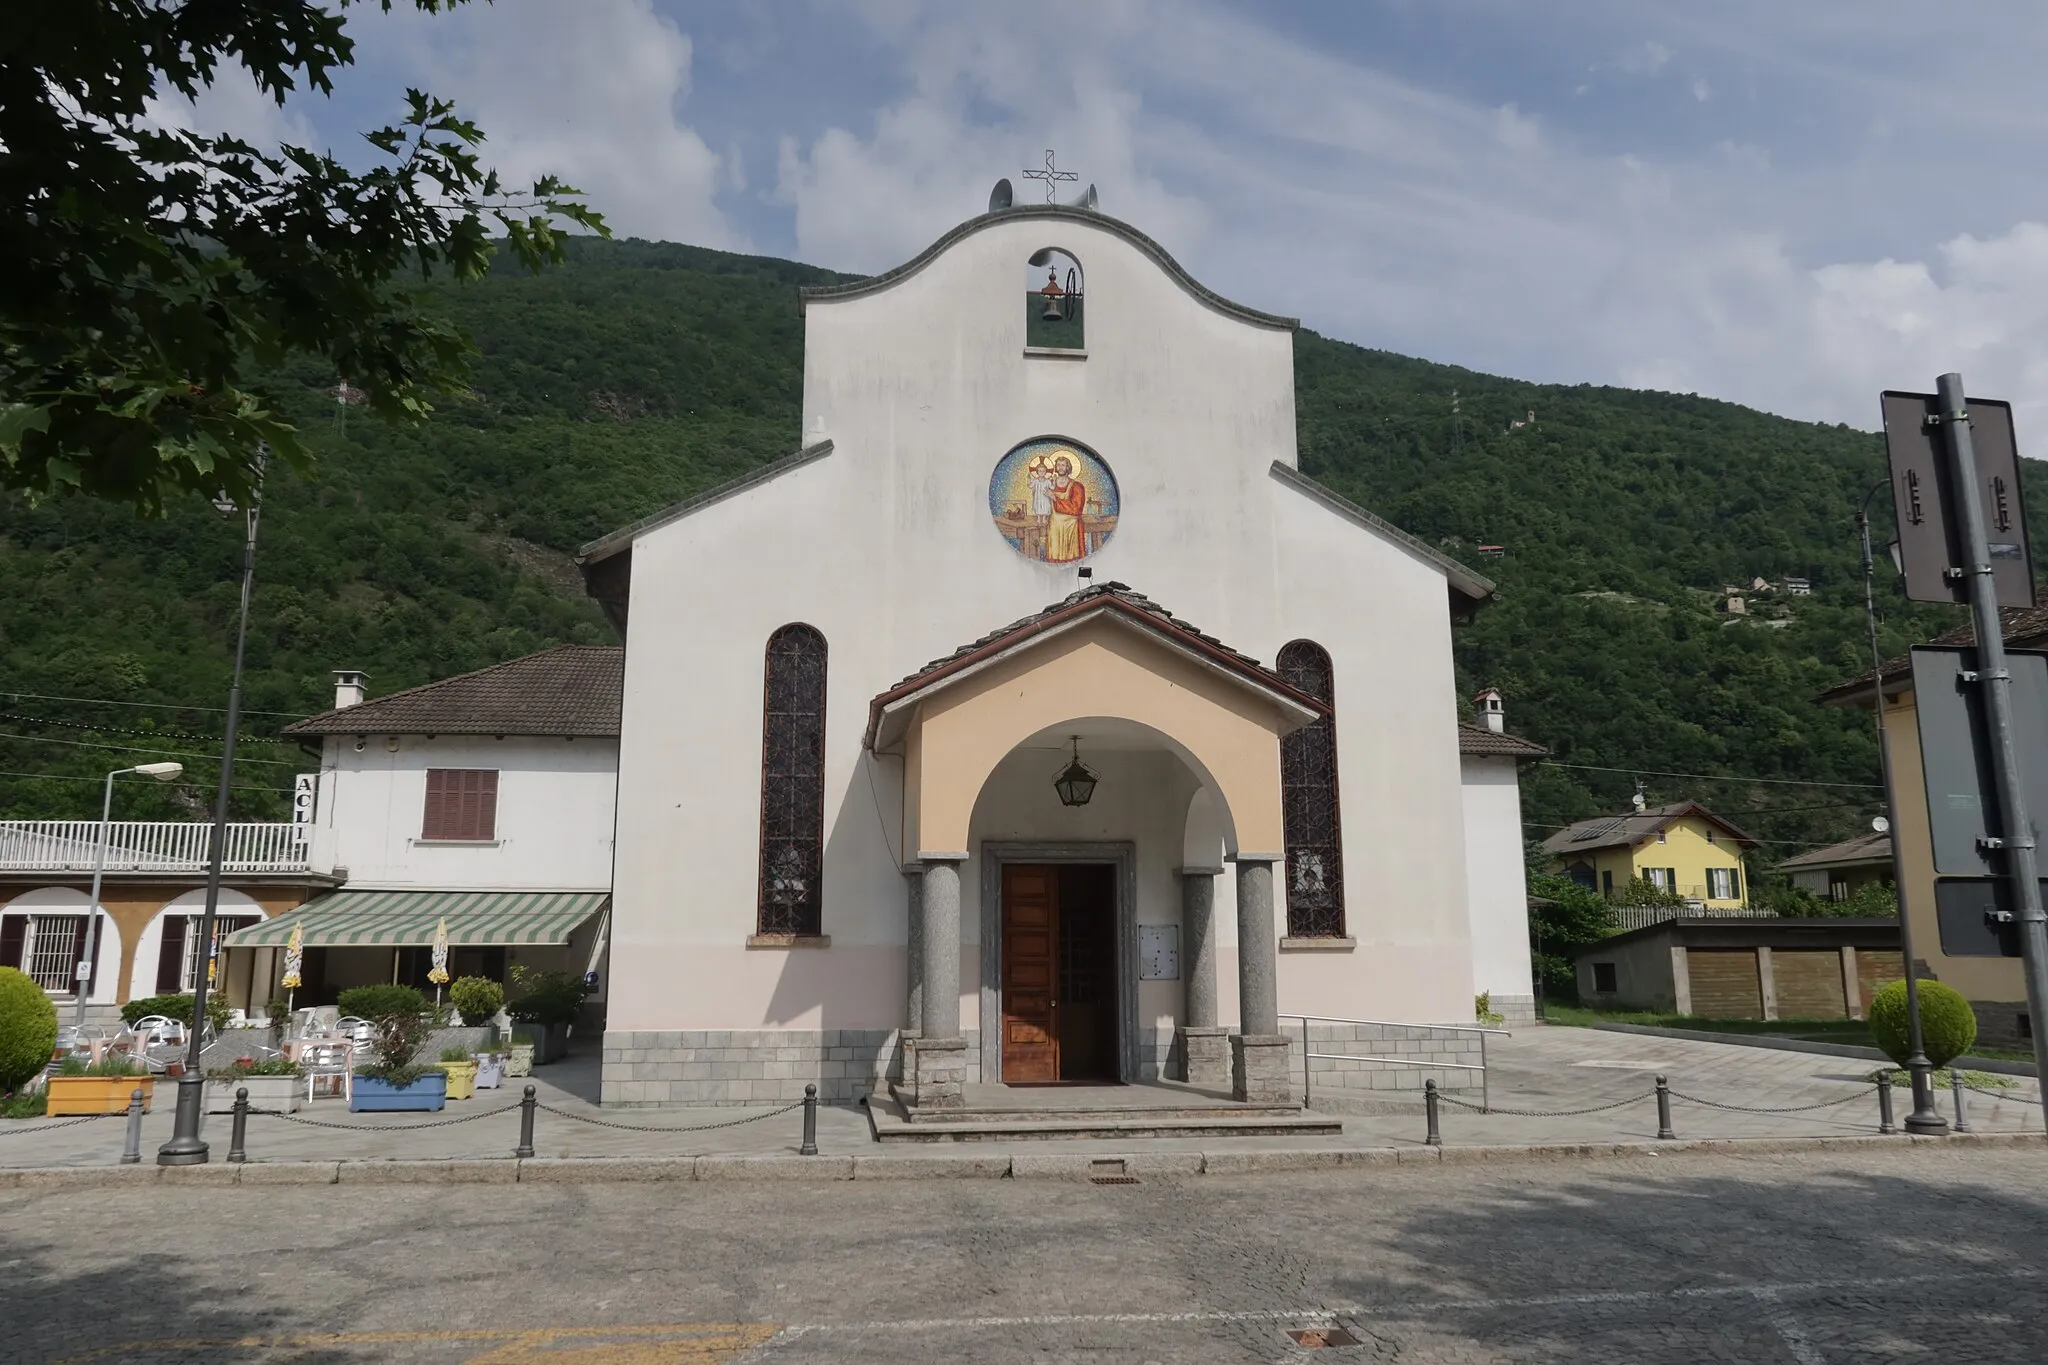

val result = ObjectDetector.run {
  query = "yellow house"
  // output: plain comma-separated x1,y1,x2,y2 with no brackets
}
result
1543,801,1755,908
1819,588,2048,1049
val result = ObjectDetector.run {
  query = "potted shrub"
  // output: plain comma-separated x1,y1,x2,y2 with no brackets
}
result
337,985,447,1112
449,976,508,1086
435,1044,479,1100
204,1055,306,1114
507,965,589,1065
0,967,59,1112
505,1037,534,1078
45,1055,154,1115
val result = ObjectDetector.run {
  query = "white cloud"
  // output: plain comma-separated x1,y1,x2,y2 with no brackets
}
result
1691,76,1712,102
353,0,737,247
143,70,320,149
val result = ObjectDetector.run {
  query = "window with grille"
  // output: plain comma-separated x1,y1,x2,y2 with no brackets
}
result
24,915,86,992
422,769,499,841
758,624,828,936
1277,640,1344,938
170,914,262,992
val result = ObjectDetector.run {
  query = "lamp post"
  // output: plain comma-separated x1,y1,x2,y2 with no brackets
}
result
72,763,184,1033
158,460,264,1166
1858,481,1948,1135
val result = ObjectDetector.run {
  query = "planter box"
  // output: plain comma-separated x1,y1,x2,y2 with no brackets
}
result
473,1053,506,1089
506,1042,534,1077
514,1022,568,1064
349,1072,447,1113
46,1075,153,1116
205,1075,304,1114
435,1060,478,1101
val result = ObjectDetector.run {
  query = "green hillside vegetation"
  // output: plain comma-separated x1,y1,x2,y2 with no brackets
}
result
3,237,2042,877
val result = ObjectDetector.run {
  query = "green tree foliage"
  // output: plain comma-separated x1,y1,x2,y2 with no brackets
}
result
1868,979,1977,1068
1,0,606,514
1752,876,1899,919
4,237,2046,862
0,966,60,1092
1526,873,1616,1002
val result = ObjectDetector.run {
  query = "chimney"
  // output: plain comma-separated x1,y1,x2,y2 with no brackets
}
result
1473,687,1505,734
332,670,369,710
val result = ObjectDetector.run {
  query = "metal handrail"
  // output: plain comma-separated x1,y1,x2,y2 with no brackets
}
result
1281,1012,1509,1113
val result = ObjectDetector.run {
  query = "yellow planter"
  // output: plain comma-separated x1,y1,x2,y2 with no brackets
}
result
45,1075,154,1116
435,1060,478,1100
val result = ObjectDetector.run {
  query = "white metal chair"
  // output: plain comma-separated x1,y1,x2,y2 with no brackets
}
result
300,1041,353,1102
125,1015,187,1049
332,1016,373,1050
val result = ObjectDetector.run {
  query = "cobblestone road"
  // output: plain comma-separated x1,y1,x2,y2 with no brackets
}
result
3,1144,2042,1363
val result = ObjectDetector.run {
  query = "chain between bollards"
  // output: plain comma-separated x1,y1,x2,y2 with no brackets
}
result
514,1084,537,1159
227,1087,250,1163
1950,1067,1971,1133
1423,1079,1442,1146
800,1083,819,1156
1655,1074,1676,1140
1877,1070,1896,1135
119,1088,145,1165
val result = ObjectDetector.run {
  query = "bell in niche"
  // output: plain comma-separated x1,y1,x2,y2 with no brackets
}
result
1039,266,1065,323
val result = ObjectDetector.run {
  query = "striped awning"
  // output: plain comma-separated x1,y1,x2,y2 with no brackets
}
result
222,889,609,949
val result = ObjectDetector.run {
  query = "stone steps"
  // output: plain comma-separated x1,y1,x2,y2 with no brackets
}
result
868,1087,1343,1142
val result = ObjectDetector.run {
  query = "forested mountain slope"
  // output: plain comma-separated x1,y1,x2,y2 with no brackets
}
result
4,237,2042,871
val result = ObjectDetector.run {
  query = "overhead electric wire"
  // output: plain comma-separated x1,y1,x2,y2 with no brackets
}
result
0,689,308,720
1538,760,1881,790
0,767,293,792
0,710,290,746
0,731,302,767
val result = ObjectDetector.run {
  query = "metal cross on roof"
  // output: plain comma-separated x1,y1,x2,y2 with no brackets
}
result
1021,149,1078,203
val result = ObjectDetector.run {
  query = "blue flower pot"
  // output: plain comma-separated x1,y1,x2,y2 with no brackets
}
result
350,1072,448,1112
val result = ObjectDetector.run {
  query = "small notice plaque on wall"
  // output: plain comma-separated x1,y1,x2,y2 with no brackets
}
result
1138,925,1179,980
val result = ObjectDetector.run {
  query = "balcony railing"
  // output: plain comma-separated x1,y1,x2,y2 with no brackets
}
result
0,821,309,874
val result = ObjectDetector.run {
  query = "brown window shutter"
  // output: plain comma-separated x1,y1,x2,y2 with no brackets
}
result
423,769,497,840
0,914,24,971
157,915,189,993
476,770,499,841
423,769,450,840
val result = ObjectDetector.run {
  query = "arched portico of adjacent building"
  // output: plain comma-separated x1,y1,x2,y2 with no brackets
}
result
864,586,1323,1105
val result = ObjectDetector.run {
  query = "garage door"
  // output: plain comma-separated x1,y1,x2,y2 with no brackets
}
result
1772,950,1847,1020
1688,949,1763,1018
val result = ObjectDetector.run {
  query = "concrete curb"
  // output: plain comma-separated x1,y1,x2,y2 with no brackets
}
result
1587,1022,2040,1078
1,1131,2038,1191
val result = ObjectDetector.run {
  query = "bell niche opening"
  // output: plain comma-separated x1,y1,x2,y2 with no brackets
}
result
1026,248,1084,351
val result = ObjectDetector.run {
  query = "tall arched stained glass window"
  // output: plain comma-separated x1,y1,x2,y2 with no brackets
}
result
1277,640,1345,938
757,624,828,936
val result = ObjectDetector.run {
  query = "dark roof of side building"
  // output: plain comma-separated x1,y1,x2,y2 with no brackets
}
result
281,646,623,738
1540,800,1758,857
1820,585,2048,705
1775,831,1893,872
1457,723,1548,759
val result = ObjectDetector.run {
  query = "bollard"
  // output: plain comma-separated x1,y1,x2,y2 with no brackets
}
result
1655,1074,1675,1141
1423,1079,1442,1147
1877,1070,1896,1135
1951,1067,1971,1133
800,1083,819,1156
515,1084,537,1159
119,1088,145,1165
227,1087,250,1164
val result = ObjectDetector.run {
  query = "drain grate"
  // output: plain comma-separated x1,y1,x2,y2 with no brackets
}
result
1287,1327,1362,1349
1087,1159,1139,1185
1088,1175,1141,1185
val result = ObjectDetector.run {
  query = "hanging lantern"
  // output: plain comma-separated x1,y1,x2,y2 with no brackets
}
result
1039,266,1065,323
1052,735,1098,807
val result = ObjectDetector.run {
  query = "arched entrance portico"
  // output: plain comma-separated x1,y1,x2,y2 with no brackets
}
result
863,585,1325,1107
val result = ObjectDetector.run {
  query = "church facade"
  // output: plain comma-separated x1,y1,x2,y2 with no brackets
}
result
577,197,1533,1108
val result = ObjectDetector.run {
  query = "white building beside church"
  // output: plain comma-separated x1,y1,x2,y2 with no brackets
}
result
243,190,1546,1111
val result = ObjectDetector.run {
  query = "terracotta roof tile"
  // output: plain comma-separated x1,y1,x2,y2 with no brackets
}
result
1541,800,1758,856
1457,723,1548,758
1775,831,1894,871
1821,585,2048,702
282,645,623,738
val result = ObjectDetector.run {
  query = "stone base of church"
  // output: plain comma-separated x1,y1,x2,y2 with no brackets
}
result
1487,995,1537,1027
1175,1026,1233,1086
904,1035,969,1109
1230,1033,1294,1104
601,1028,968,1107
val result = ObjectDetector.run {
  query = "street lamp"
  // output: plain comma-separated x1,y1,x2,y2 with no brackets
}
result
1859,481,1949,1135
72,763,184,1034
158,458,264,1166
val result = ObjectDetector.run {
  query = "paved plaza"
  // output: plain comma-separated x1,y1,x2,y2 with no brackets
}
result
2,1023,2037,1171
3,1142,2044,1362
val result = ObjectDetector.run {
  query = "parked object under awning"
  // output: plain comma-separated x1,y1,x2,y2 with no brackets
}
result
222,889,609,949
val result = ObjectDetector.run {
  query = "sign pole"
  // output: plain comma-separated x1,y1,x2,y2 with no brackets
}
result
1934,372,2048,1123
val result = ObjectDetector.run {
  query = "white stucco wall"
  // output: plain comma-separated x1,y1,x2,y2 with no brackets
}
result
305,735,617,890
126,887,265,1000
1460,754,1535,1007
606,208,1478,1034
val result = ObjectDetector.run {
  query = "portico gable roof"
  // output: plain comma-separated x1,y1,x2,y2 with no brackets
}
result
863,583,1327,752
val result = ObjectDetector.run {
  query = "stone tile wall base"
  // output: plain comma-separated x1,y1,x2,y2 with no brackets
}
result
1231,1034,1293,1104
907,1037,967,1109
1176,1026,1232,1086
1488,995,1538,1027
1972,1001,2032,1052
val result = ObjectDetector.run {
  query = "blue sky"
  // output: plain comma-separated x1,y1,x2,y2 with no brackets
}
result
162,1,2048,432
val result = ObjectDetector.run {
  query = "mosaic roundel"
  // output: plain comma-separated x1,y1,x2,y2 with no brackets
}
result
988,437,1120,565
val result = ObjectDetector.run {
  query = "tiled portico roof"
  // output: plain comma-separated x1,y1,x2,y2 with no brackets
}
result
282,645,623,738
863,582,1326,749
1820,585,2048,704
1457,723,1548,758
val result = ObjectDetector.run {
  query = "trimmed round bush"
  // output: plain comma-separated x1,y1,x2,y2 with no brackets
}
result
0,966,60,1092
448,976,504,1026
1868,979,1978,1069
336,984,428,1021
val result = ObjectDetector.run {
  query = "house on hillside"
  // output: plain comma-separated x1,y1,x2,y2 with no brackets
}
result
218,651,619,1014
1542,800,1755,909
1818,586,2048,1048
1777,832,1893,903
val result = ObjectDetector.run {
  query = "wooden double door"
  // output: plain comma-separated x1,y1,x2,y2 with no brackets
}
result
1000,863,1119,1084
